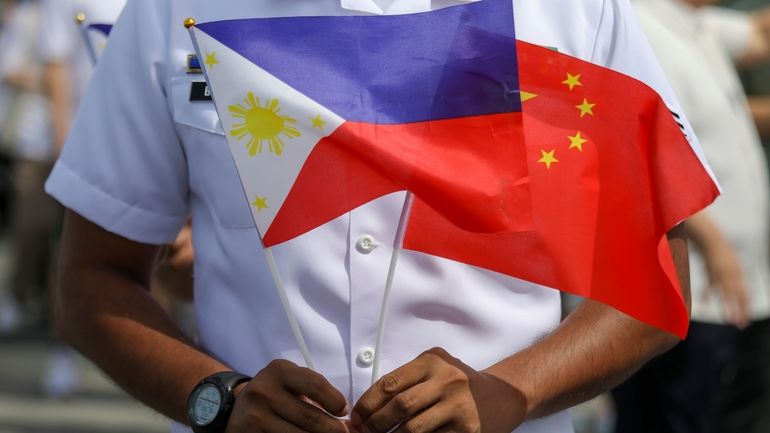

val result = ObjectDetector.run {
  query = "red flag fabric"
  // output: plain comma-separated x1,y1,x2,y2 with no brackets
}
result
403,41,719,338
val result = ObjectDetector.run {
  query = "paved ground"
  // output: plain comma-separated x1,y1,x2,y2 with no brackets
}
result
0,229,168,433
0,330,169,433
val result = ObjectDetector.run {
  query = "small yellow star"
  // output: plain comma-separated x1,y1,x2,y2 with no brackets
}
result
251,196,269,212
568,131,588,152
576,98,596,117
520,91,538,102
538,149,559,169
310,114,326,130
204,52,219,69
562,73,582,91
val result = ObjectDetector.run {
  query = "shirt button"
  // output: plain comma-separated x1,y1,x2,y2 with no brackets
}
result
355,235,378,254
357,347,376,367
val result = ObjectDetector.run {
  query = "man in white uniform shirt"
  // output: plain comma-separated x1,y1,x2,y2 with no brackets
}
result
616,1,770,432
39,0,127,152
44,1,698,432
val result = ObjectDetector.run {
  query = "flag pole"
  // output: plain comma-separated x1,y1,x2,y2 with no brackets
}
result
371,192,414,384
75,12,97,67
264,247,316,370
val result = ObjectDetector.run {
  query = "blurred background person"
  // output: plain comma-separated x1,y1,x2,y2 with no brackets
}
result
0,0,59,333
0,0,129,397
713,2,770,433
612,1,770,432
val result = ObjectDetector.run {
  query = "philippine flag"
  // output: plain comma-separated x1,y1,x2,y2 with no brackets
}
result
189,0,533,247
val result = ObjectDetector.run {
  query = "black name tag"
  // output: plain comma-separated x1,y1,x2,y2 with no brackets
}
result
189,81,212,101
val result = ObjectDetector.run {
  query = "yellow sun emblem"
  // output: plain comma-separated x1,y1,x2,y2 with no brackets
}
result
229,92,301,157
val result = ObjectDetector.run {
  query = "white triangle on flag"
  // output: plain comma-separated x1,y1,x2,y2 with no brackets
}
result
192,27,346,239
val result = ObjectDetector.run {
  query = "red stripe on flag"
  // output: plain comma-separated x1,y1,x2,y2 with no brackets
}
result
263,113,531,247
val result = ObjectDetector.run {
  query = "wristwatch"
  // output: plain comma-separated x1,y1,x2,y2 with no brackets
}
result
187,371,251,433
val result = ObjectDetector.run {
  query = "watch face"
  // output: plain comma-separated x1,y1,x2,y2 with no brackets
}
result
192,383,222,426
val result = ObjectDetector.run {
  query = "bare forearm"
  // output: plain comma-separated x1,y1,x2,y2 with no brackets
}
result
684,211,722,253
483,224,688,419
483,299,676,418
749,96,770,140
736,8,770,67
45,62,73,154
56,212,228,423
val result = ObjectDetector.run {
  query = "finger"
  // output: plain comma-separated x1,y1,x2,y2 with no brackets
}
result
227,410,311,433
271,394,349,433
282,366,349,417
721,277,749,328
731,282,750,328
364,381,443,433
391,401,455,433
721,282,741,327
353,358,431,425
167,246,195,268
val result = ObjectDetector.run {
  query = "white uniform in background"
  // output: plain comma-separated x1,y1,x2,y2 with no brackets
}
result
39,0,127,102
634,0,770,326
46,0,694,432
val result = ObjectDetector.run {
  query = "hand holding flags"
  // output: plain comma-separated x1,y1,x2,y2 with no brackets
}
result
187,0,718,343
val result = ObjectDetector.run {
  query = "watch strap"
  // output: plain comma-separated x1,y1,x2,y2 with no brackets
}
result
188,371,252,433
211,371,251,391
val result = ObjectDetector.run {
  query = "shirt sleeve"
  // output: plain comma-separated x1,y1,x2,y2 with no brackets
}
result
45,0,189,244
700,6,752,62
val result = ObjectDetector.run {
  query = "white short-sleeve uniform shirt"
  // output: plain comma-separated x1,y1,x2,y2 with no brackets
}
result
39,0,127,102
633,0,770,324
46,1,693,432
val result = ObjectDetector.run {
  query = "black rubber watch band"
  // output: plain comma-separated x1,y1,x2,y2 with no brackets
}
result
187,371,251,433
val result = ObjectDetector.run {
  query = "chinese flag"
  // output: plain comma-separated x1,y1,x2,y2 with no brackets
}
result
403,41,719,338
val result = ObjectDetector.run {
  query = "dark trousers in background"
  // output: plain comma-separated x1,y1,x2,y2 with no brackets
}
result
714,317,770,433
611,321,738,433
9,159,61,325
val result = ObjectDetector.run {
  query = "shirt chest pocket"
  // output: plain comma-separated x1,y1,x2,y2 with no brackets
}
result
170,75,256,229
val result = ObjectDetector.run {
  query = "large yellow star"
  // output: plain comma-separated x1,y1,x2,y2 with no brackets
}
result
251,196,269,212
562,73,582,91
538,149,559,169
310,114,326,130
568,131,588,152
204,52,219,69
576,98,596,117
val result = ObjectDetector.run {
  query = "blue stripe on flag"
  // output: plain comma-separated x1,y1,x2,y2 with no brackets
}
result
88,24,113,36
197,0,520,124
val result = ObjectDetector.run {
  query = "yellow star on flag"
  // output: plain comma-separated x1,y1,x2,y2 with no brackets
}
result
568,131,588,152
576,98,596,117
562,73,582,91
520,91,538,102
205,52,219,69
310,114,326,130
538,149,559,169
251,196,269,212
